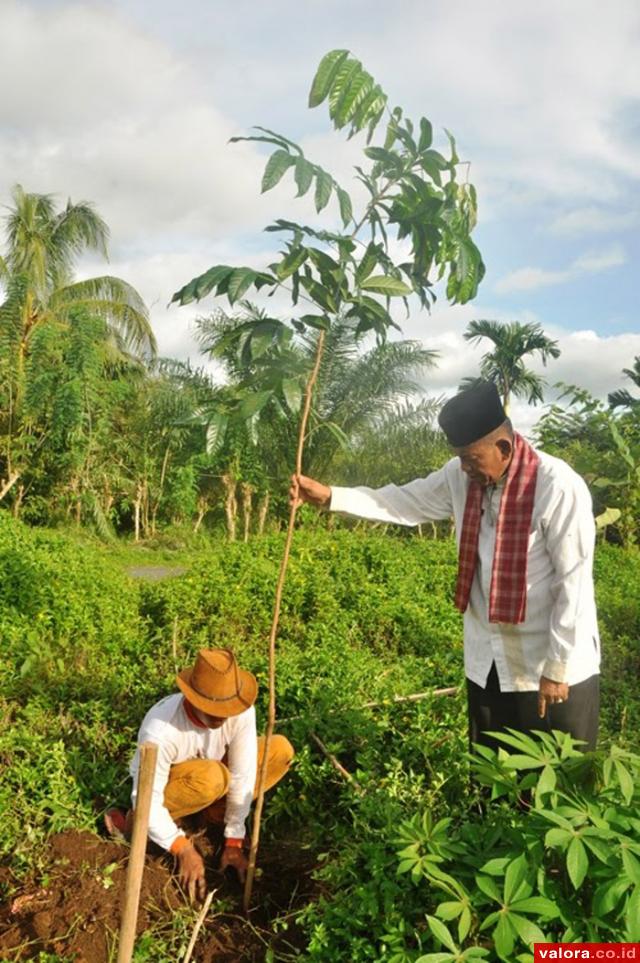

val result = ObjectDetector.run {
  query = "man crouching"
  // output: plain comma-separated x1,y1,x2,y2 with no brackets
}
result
107,648,294,900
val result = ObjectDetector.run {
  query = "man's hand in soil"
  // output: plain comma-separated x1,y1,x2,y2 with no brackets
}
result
290,473,331,510
176,843,206,902
538,676,570,718
220,844,248,883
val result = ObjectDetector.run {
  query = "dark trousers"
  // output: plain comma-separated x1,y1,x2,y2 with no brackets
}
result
467,663,599,753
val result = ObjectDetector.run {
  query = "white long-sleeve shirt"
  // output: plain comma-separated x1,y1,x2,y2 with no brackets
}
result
330,450,600,692
129,694,257,850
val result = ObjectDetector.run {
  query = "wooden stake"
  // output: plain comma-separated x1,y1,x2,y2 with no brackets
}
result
116,742,158,963
243,329,326,914
277,685,460,724
182,889,215,963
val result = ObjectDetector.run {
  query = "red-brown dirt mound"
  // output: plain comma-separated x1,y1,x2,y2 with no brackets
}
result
0,829,316,962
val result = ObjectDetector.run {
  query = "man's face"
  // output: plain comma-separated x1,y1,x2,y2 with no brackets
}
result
455,437,512,487
193,706,226,728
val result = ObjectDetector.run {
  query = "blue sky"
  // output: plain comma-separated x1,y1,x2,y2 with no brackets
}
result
1,0,639,430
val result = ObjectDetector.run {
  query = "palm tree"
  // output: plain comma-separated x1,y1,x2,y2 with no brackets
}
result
194,304,440,508
608,356,640,409
2,185,155,363
0,185,155,502
460,319,560,415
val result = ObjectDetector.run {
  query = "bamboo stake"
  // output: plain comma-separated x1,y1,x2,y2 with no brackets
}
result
361,686,459,708
309,731,362,791
182,889,215,963
243,329,326,913
276,685,460,724
116,742,158,963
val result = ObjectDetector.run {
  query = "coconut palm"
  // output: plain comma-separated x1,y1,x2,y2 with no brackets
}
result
1,185,155,365
195,304,440,482
608,356,640,409
0,185,155,503
461,319,560,415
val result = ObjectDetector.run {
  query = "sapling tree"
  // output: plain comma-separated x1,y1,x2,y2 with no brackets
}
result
171,48,485,910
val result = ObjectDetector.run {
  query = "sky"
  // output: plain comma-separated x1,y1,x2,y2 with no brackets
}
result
1,0,639,433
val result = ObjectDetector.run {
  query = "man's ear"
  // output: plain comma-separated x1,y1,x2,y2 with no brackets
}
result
496,438,512,460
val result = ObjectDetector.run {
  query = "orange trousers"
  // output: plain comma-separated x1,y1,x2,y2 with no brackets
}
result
163,734,294,821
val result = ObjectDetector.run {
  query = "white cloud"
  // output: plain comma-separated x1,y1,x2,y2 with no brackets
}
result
549,206,639,236
495,245,627,293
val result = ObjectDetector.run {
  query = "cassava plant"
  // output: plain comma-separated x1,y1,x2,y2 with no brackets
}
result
171,48,485,910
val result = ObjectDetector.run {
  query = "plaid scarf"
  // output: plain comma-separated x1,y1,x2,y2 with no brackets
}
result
455,432,540,624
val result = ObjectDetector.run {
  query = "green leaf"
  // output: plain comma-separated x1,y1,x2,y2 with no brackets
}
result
333,66,373,129
444,128,460,166
314,170,333,212
419,117,433,151
308,49,349,107
508,914,546,948
536,765,557,796
276,247,309,280
622,849,640,886
458,905,471,943
337,187,353,227
415,955,453,963
294,156,315,197
298,313,330,330
227,268,257,306
436,901,462,921
511,897,559,918
426,916,457,953
614,760,634,805
171,264,234,305
282,378,302,414
360,275,412,296
493,914,516,960
238,390,272,419
205,413,227,455
364,146,403,168
261,150,295,193
475,874,501,902
504,854,528,904
592,877,631,916
566,836,588,889
355,242,380,284
479,857,510,876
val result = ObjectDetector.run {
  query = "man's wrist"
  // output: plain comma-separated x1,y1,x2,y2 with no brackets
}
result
224,837,244,849
170,835,192,856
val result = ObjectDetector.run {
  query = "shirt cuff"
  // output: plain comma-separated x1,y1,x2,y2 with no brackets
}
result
169,834,190,855
542,659,568,684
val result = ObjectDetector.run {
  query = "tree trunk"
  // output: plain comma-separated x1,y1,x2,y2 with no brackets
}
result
241,482,254,542
0,470,20,503
151,445,171,535
257,491,270,535
193,495,209,533
222,474,237,541
12,484,25,518
134,483,144,543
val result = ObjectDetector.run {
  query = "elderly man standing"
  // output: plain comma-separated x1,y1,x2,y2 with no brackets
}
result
107,648,294,900
292,381,600,752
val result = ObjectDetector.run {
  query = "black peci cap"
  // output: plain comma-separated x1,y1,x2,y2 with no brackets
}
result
438,381,507,448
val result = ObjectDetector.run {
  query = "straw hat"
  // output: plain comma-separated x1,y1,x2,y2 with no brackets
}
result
176,648,258,718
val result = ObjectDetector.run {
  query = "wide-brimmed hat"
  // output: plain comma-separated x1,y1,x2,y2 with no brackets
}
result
176,648,258,718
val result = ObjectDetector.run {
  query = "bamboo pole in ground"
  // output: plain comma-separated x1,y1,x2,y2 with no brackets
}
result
116,742,158,963
276,685,460,724
243,330,326,914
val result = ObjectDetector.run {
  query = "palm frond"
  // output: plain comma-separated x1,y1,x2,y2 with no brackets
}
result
49,276,155,357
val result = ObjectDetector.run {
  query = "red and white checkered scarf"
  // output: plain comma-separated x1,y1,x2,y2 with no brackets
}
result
454,432,540,624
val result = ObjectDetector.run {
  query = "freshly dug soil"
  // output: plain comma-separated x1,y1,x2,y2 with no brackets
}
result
0,829,316,962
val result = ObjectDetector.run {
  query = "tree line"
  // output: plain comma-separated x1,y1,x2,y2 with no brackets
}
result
1,186,638,544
